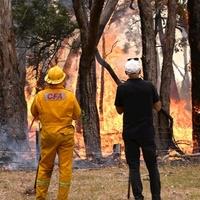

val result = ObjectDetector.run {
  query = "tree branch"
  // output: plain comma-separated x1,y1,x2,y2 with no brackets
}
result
95,49,121,85
87,0,105,54
72,0,88,45
97,0,119,43
105,40,118,57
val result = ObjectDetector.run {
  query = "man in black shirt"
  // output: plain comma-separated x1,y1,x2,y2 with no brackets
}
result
115,58,161,200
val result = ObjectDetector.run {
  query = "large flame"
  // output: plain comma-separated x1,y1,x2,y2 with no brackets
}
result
25,28,192,156
26,72,192,157
170,99,192,154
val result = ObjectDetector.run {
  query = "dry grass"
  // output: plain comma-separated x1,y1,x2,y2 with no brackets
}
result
1,163,200,200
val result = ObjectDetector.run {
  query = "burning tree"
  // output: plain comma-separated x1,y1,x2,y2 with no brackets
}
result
187,1,200,153
0,0,28,164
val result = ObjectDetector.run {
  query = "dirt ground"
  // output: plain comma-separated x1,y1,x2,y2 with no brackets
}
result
1,161,200,200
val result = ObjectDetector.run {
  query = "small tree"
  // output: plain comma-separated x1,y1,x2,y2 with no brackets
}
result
13,0,76,88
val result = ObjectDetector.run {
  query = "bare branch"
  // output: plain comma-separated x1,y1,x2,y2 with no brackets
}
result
87,0,105,52
72,0,89,43
95,49,121,85
105,40,118,57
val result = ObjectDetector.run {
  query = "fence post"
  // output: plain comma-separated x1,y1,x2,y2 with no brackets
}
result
113,144,121,160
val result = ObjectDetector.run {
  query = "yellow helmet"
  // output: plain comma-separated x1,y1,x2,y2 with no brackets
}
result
44,65,66,84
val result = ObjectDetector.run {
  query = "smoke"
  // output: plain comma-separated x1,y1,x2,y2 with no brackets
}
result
0,127,38,170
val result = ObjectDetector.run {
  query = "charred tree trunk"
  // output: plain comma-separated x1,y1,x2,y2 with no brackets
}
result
159,0,177,154
187,0,200,153
0,0,28,164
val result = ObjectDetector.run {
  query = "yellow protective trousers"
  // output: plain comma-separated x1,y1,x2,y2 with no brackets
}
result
36,129,74,200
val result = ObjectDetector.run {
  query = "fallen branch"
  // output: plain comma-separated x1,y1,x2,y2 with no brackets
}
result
175,153,200,158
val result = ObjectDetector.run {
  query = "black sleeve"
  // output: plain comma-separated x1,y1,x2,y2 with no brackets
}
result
115,85,124,107
151,84,159,103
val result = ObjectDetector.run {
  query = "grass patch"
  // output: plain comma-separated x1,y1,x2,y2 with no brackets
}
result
0,163,200,199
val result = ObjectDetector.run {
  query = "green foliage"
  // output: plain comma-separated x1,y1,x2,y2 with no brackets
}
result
12,0,77,67
13,0,76,44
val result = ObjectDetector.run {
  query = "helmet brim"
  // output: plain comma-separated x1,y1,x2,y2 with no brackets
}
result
44,73,66,85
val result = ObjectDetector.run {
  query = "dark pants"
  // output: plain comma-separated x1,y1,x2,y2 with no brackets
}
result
124,138,161,200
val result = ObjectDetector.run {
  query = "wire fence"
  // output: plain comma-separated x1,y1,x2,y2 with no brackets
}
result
0,122,197,170
0,127,197,171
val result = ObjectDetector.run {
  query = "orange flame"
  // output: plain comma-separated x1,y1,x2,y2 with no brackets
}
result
170,99,192,154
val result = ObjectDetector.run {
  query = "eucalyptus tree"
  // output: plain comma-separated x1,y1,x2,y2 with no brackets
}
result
0,0,28,164
157,0,177,154
136,0,177,155
72,0,119,160
0,0,78,165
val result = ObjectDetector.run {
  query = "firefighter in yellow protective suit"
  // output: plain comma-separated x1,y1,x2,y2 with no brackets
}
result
31,65,81,200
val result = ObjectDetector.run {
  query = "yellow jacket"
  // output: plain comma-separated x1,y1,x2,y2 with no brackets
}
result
31,85,81,134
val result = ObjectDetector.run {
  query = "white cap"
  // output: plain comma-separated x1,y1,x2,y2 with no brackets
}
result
125,59,142,74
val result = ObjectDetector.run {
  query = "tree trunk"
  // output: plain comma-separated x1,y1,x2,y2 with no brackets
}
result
158,0,177,155
63,38,80,75
63,38,81,133
155,9,180,101
137,0,161,152
170,70,180,101
187,0,200,153
0,0,28,164
79,56,101,159
73,0,119,160
138,0,157,85
180,40,191,102
99,35,106,117
73,0,105,160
